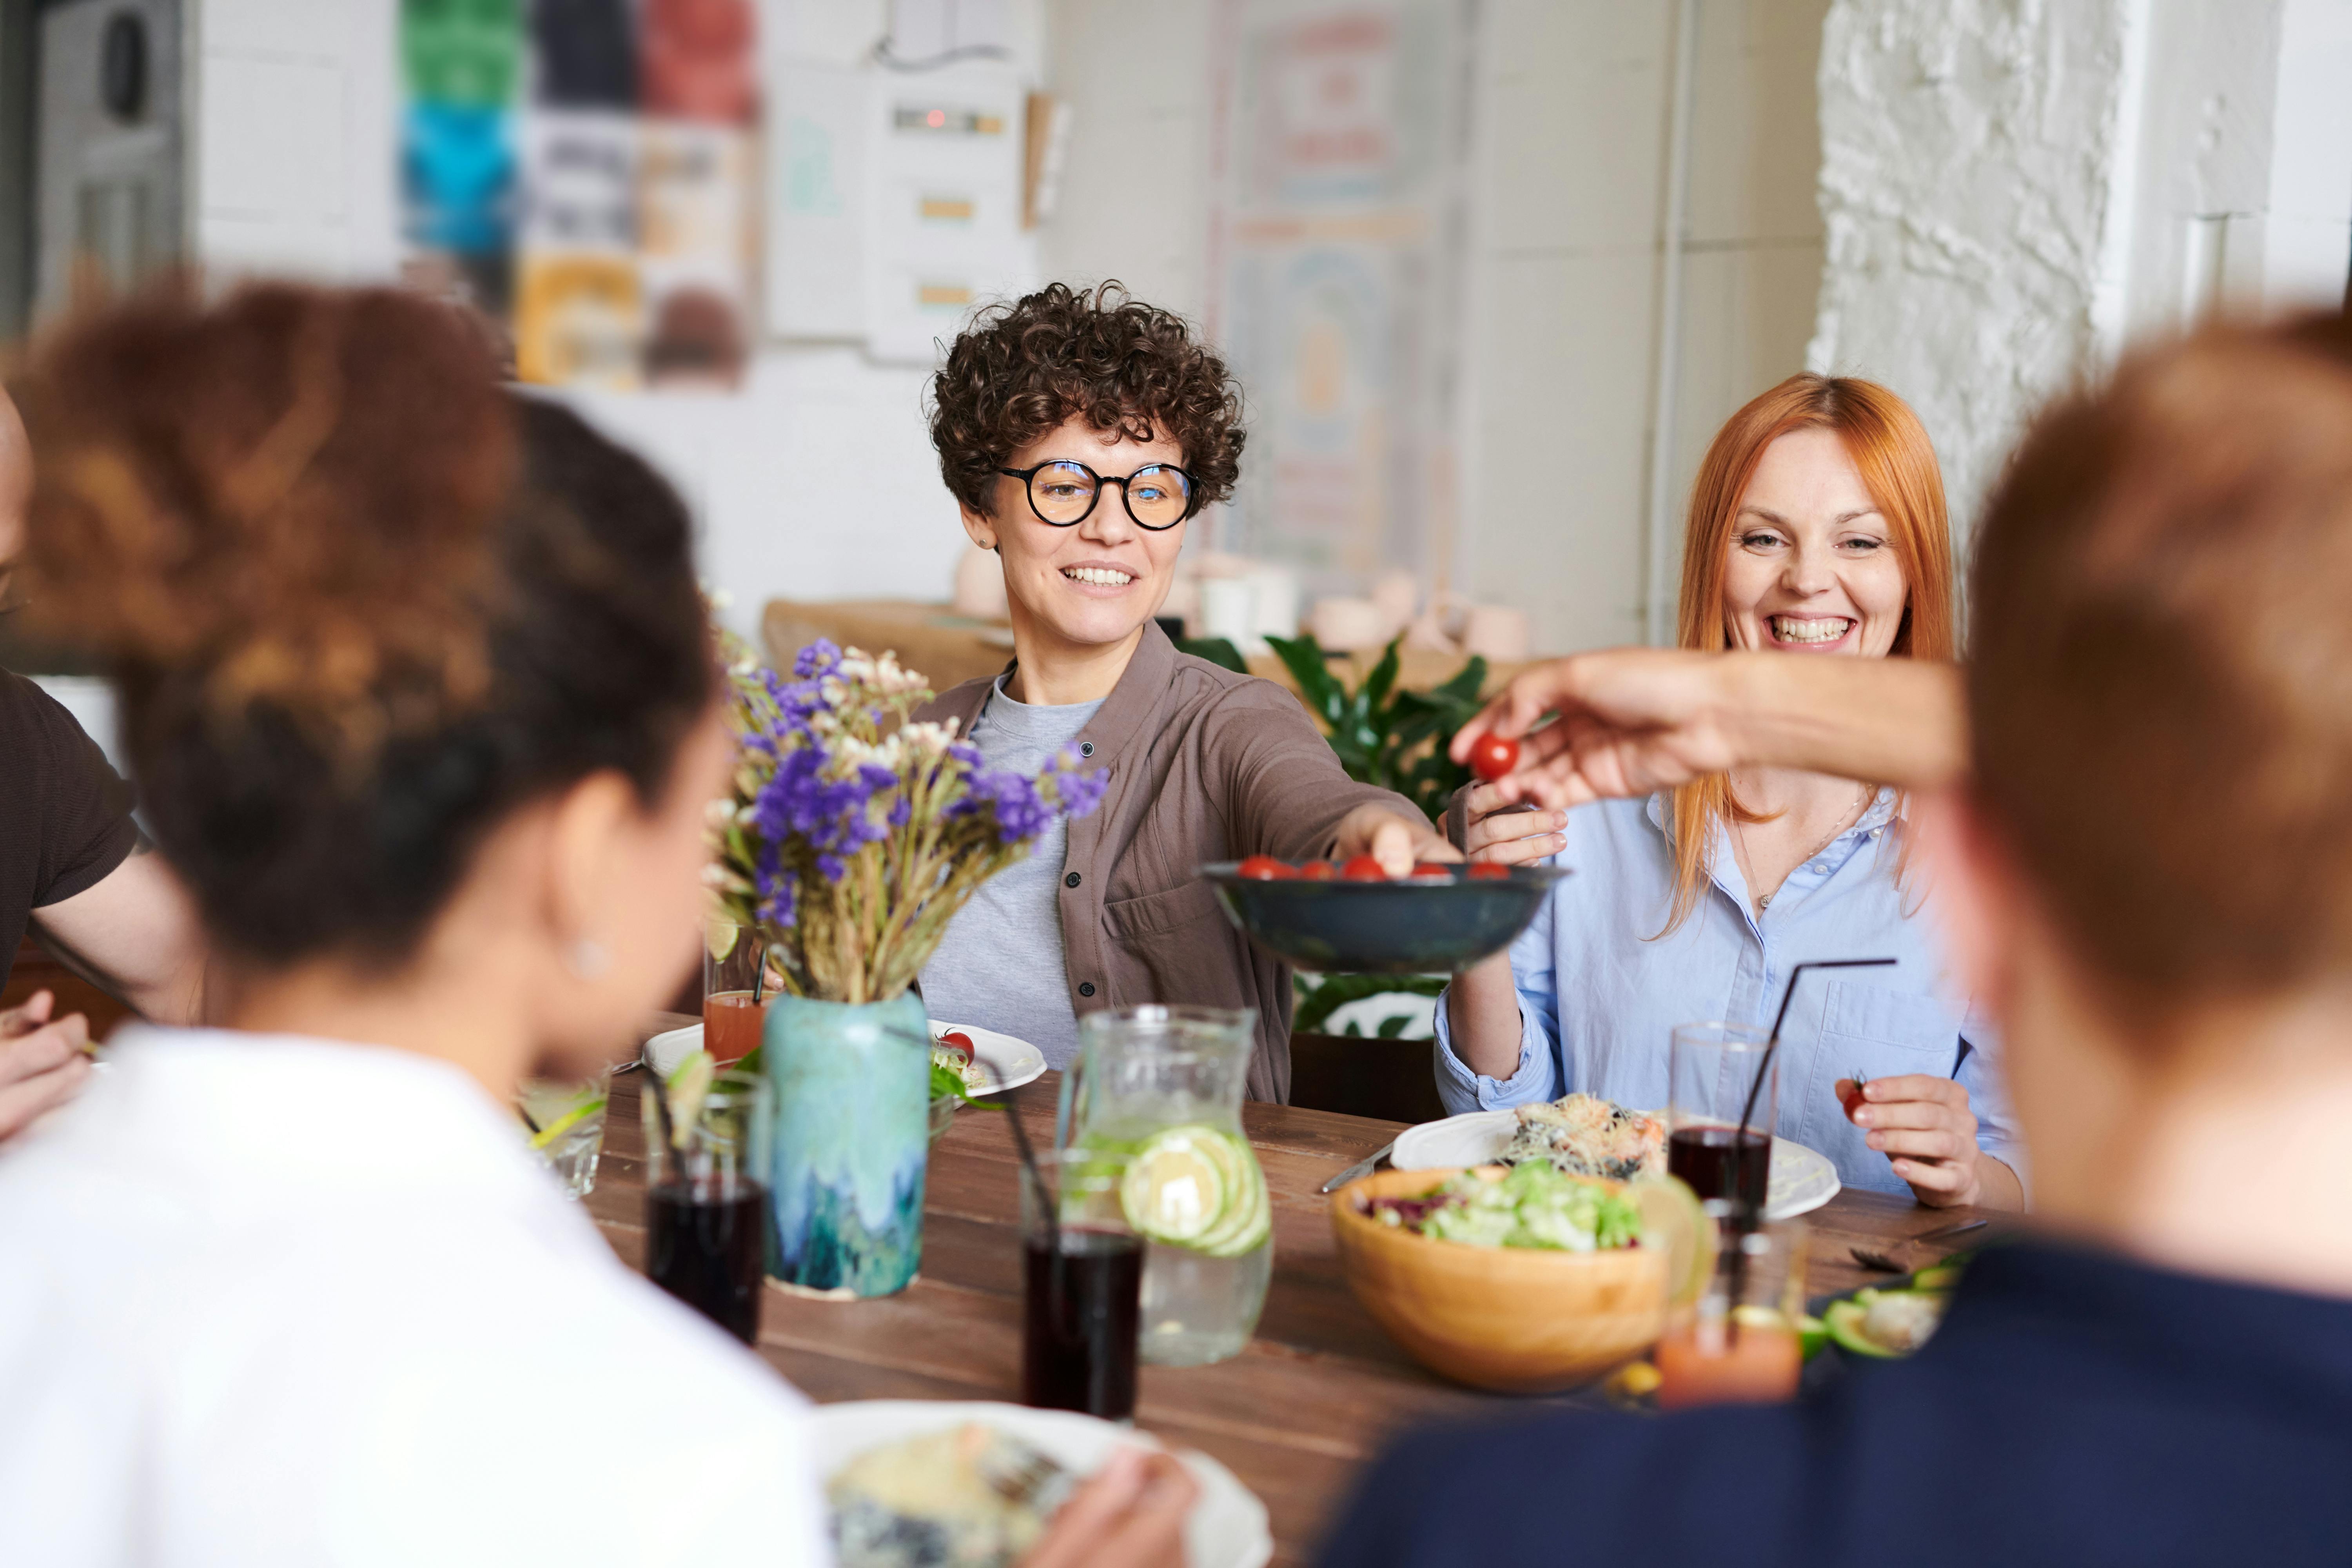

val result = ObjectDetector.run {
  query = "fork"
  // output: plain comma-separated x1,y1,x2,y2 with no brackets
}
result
972,1430,1076,1517
1849,1217,1988,1273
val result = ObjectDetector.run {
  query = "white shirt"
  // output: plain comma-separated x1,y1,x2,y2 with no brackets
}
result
0,1027,833,1568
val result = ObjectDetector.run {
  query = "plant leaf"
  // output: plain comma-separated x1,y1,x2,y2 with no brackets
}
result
1177,636,1250,674
1266,633,1347,725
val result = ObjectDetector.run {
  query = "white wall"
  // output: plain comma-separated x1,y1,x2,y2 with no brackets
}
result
1043,0,1834,653
1809,0,2352,547
191,0,995,646
187,0,1837,655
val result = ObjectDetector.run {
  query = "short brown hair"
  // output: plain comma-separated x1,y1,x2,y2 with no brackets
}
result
928,281,1244,516
1970,313,2352,1007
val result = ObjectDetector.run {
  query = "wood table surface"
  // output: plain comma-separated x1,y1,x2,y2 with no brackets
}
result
592,1035,2002,1566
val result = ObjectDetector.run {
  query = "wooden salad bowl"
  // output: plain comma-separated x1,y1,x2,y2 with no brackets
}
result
1329,1166,1668,1393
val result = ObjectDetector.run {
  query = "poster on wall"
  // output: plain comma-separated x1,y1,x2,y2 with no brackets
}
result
398,0,759,392
1207,0,1475,592
399,0,522,317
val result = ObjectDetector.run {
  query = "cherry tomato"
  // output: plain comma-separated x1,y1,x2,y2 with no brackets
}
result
1339,855,1390,882
1298,860,1339,881
1237,855,1295,880
1467,862,1512,880
935,1030,975,1067
1468,733,1521,782
1410,862,1456,878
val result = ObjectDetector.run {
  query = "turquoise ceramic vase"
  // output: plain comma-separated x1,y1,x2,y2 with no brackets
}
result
762,991,931,1298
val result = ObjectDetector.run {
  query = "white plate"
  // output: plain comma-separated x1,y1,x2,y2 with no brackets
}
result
812,1399,1272,1568
1390,1108,1841,1220
931,1021,1049,1096
641,1020,1047,1096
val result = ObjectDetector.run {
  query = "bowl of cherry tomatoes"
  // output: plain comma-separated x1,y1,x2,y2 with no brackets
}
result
1200,855,1570,975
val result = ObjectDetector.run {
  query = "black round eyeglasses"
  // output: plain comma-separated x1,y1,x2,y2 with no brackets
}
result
997,460,1198,531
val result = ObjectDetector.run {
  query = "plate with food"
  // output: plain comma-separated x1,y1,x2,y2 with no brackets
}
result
1390,1092,1841,1221
644,1019,1045,1096
1201,858,1569,975
816,1401,1271,1568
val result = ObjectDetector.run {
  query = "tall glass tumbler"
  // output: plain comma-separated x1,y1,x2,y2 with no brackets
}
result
1020,1151,1144,1422
644,1068,774,1344
702,921,770,1065
1656,1203,1808,1409
1666,1022,1777,1212
516,1065,614,1198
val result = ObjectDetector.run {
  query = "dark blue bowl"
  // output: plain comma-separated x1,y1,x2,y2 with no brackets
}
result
1201,862,1571,976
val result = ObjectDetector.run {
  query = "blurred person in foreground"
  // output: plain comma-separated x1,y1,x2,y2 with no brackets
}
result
0,384,203,1141
1321,313,2352,1566
0,285,1193,1566
1440,375,2021,1208
915,282,1449,1099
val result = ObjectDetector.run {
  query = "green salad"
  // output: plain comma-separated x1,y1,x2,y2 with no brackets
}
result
1371,1161,1644,1252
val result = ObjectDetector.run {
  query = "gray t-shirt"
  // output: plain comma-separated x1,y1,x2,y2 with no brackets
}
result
919,677,1102,1069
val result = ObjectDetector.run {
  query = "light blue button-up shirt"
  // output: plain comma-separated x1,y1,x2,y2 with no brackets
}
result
1432,790,2024,1198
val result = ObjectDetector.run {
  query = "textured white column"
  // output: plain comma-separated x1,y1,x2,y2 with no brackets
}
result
1808,0,2352,546
1804,0,2147,543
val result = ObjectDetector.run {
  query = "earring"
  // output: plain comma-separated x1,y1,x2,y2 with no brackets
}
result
567,939,610,979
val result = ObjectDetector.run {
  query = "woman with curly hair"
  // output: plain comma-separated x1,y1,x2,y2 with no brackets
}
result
916,282,1451,1100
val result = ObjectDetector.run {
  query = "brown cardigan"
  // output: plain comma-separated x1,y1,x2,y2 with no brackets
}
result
914,622,1426,1102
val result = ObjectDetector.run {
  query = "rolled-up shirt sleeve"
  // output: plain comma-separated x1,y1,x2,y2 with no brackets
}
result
1958,1005,2029,1205
1432,886,1561,1114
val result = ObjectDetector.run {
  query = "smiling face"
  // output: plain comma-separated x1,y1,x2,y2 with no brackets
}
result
961,415,1187,661
1720,425,1909,657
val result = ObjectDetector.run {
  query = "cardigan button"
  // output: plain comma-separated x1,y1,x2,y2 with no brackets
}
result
1065,872,1082,888
1080,741,1095,756
1078,982,1096,998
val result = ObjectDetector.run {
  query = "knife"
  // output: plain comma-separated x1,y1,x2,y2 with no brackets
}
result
1318,1139,1397,1195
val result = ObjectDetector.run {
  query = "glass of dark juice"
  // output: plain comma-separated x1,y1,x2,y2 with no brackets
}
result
1667,1022,1777,1212
643,1067,772,1345
1019,1151,1143,1422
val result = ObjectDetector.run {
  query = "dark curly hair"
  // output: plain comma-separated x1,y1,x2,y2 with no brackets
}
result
16,283,713,969
928,281,1245,517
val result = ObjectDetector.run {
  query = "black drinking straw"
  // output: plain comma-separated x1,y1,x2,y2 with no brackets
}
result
984,1061,1059,1252
1720,956,1895,1345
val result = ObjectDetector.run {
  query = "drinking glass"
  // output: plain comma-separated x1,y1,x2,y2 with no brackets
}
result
1666,1021,1777,1211
643,1068,774,1344
516,1066,614,1198
702,921,771,1065
1019,1149,1144,1421
1655,1204,1808,1409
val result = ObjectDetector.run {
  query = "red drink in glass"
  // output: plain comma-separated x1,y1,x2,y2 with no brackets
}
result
702,990,766,1064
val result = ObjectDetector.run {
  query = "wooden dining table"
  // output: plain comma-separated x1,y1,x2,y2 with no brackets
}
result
590,1029,2004,1566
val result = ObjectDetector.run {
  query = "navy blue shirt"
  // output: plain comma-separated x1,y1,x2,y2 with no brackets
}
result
1318,1241,2352,1568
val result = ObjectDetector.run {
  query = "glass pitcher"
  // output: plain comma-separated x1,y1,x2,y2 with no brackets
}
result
1059,1005,1270,1367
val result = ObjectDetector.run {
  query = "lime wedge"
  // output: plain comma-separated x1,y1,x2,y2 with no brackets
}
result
704,911,739,962
664,1049,715,1148
1119,1127,1232,1245
1628,1174,1714,1307
527,1095,606,1152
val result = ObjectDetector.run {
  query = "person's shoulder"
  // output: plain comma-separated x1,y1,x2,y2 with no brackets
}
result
1319,1402,1815,1566
913,671,1000,727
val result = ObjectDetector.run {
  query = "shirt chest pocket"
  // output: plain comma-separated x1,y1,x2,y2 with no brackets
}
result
1102,877,1228,942
1819,980,1966,1066
1800,980,1968,1193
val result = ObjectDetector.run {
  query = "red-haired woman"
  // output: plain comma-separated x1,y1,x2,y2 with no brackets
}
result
1439,375,2024,1209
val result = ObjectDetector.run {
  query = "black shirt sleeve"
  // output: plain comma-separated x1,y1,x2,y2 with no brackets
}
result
0,671,138,988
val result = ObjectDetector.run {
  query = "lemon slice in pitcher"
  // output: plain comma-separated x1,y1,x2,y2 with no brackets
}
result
1119,1126,1232,1246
